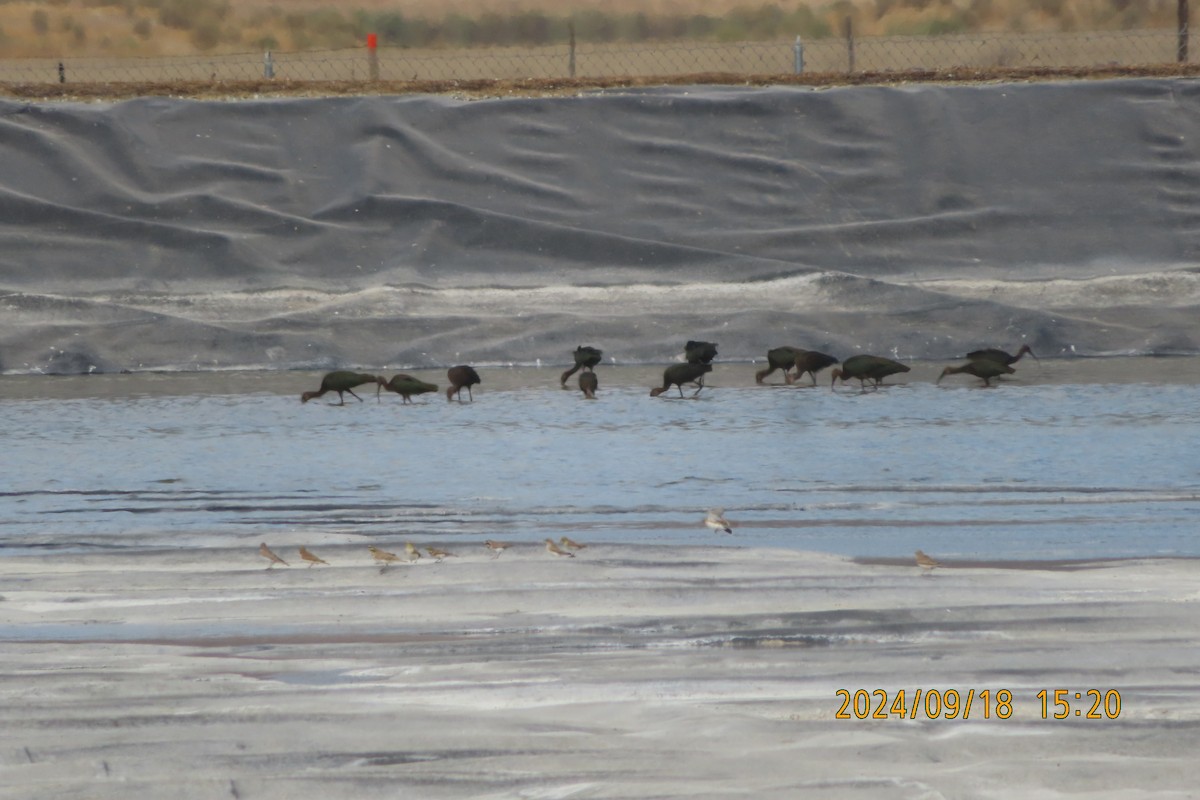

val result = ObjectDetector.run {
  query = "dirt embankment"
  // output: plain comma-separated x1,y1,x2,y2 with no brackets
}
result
4,63,1200,102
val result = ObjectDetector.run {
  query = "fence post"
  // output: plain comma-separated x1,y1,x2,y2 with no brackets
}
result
793,36,804,74
568,22,576,78
367,33,379,81
844,17,855,73
1180,0,1190,63
263,51,274,79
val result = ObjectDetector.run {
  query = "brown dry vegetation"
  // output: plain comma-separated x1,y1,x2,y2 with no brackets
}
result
0,0,1181,59
5,63,1200,104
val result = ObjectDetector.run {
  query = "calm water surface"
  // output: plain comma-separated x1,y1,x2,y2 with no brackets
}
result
3,360,1198,560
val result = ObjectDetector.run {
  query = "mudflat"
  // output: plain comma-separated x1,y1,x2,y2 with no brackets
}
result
1,543,1197,798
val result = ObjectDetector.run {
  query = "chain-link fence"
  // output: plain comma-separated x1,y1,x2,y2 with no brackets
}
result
0,28,1187,85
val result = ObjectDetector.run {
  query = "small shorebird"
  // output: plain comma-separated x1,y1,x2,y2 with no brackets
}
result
704,508,733,535
259,542,289,569
426,546,456,561
298,546,328,567
368,545,402,566
560,536,587,551
484,539,512,559
545,538,575,558
915,549,942,573
404,542,423,563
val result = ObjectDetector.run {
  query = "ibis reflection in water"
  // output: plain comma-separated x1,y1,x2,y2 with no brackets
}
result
578,370,598,399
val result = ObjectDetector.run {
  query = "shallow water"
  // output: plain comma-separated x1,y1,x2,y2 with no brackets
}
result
3,359,1198,560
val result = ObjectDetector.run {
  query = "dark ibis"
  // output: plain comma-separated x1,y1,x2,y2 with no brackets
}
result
967,344,1038,366
755,346,801,384
650,362,713,397
560,345,603,386
301,371,383,405
786,349,840,386
446,365,481,402
684,340,718,364
578,370,598,399
937,360,1014,387
381,373,438,403
830,355,910,390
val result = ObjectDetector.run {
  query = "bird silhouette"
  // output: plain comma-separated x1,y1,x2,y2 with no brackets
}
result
915,549,942,572
755,346,802,384
560,536,587,550
446,365,481,402
301,371,383,405
404,542,423,563
380,374,438,403
787,350,840,386
705,508,733,534
967,345,1038,366
560,346,603,386
545,538,575,557
830,355,910,390
578,370,598,399
426,546,456,561
937,360,1015,387
259,542,289,569
298,546,328,567
650,362,713,397
684,340,718,364
368,545,402,566
484,539,512,559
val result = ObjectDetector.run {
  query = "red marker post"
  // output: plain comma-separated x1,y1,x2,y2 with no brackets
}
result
367,33,379,81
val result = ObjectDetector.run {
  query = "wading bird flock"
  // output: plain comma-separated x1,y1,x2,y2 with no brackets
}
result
290,342,1020,575
262,532,948,575
300,341,1038,405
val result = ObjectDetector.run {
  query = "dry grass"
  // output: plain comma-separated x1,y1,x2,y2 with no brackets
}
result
260,0,802,14
0,30,1180,86
0,0,1181,59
